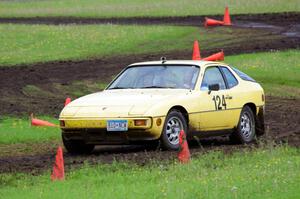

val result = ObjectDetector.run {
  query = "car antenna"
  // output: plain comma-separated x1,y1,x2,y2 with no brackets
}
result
161,57,167,64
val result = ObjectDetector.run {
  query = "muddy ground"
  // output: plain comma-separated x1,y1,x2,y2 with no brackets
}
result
0,97,299,174
0,12,299,27
0,13,299,174
0,13,300,116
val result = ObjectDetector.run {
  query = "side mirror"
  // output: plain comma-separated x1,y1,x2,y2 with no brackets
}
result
208,84,219,94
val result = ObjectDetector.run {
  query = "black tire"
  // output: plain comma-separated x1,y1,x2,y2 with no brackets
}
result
62,134,95,154
230,106,256,144
160,110,188,150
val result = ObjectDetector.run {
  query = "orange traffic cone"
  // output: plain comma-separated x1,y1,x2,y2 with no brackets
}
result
204,17,224,27
64,97,71,106
223,6,232,26
192,40,201,60
30,113,58,127
178,130,190,164
51,146,65,181
202,50,224,61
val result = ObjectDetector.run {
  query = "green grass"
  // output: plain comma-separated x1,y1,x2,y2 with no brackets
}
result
0,0,299,18
0,117,60,144
0,24,200,66
226,50,300,98
0,23,282,66
0,146,299,198
22,85,56,98
52,81,107,98
21,81,107,100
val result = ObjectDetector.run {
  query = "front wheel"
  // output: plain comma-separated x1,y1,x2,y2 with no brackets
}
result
230,106,256,144
62,134,95,154
160,110,188,150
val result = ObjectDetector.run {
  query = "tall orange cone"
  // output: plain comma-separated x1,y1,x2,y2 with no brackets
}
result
30,113,58,127
192,40,201,60
204,17,224,27
64,97,71,106
178,130,190,164
223,6,232,25
202,50,224,61
51,146,65,181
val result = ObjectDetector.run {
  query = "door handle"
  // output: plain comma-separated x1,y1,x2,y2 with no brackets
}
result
225,95,233,100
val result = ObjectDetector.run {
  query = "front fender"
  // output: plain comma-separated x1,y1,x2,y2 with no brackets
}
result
144,93,197,117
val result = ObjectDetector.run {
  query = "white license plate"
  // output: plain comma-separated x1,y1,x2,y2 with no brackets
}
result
107,120,128,131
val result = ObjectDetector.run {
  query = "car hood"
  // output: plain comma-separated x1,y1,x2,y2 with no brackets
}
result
60,89,189,118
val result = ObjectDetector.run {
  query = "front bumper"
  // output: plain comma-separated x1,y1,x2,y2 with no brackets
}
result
60,117,152,129
60,117,165,144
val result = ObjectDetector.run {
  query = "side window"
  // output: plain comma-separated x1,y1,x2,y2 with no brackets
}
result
201,67,226,91
220,66,238,88
231,66,256,82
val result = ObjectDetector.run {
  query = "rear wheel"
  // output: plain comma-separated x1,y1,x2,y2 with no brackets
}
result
62,134,95,154
230,106,256,144
160,110,187,150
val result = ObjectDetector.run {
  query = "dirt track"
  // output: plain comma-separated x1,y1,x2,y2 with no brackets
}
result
0,13,300,116
0,96,299,174
0,12,299,26
0,13,299,174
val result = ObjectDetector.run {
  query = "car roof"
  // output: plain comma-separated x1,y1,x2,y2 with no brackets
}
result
128,60,226,67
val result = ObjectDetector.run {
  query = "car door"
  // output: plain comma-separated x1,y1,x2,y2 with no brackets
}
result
197,66,232,131
218,65,241,128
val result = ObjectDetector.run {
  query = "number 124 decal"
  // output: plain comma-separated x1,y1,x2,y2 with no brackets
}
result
212,95,227,110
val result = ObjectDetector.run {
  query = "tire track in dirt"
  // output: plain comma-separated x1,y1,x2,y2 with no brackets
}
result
0,37,299,116
0,12,299,26
0,12,299,116
0,96,299,174
0,13,299,174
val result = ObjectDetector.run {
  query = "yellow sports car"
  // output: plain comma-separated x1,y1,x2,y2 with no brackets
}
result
59,59,265,153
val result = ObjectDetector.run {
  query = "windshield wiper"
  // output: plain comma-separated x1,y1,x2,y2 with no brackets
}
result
109,86,176,89
108,86,133,90
139,86,176,89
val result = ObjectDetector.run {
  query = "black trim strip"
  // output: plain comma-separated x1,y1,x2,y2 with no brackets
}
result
188,129,234,139
189,106,263,115
189,107,243,115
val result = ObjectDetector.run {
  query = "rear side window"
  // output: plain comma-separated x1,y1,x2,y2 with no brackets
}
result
220,66,238,88
231,67,256,82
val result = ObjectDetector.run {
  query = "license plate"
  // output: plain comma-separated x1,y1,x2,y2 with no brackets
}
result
107,120,128,131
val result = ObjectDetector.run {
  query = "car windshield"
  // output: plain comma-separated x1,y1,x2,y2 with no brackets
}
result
107,65,200,90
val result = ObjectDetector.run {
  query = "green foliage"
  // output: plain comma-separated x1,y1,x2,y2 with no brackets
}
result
0,0,299,18
0,146,299,198
0,117,60,144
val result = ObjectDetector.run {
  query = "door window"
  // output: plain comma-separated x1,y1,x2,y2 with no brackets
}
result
201,67,226,91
